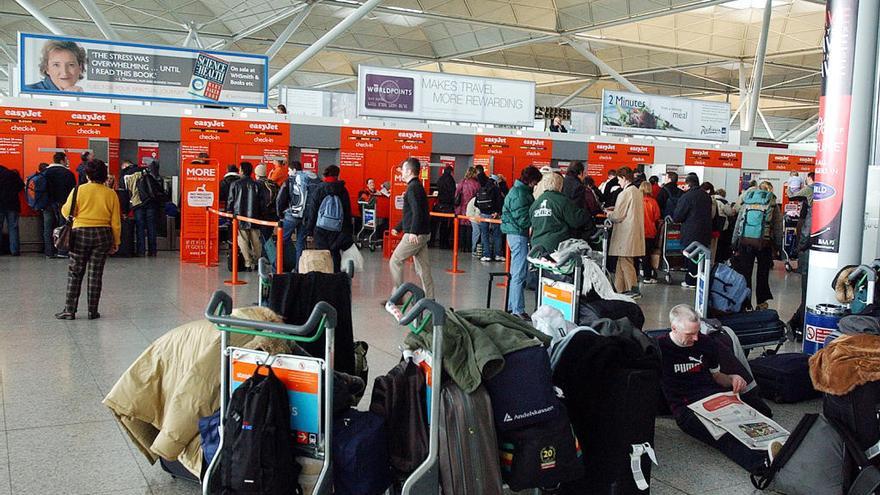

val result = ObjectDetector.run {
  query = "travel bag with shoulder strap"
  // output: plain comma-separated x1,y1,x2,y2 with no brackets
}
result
52,185,78,252
751,413,880,495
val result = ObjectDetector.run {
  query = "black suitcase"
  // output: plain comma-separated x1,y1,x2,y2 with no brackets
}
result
718,309,786,351
112,217,135,257
749,352,820,403
226,248,246,272
823,380,880,463
567,368,659,495
579,298,646,329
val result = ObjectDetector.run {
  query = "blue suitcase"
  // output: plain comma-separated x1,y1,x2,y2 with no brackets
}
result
718,309,786,352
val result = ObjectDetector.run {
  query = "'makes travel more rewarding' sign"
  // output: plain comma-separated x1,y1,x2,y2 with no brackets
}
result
19,33,268,107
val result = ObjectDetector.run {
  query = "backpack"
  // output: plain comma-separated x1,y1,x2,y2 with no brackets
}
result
709,263,751,313
751,414,880,495
261,179,280,216
287,173,314,218
136,172,164,203
333,409,393,495
712,199,728,232
475,182,496,214
662,187,683,218
316,194,344,232
25,171,49,210
216,364,302,494
369,359,429,476
740,189,774,243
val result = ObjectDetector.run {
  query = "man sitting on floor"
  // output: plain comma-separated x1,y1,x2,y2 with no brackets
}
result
659,304,770,472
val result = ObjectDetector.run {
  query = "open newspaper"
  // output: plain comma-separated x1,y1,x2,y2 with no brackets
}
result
687,392,789,450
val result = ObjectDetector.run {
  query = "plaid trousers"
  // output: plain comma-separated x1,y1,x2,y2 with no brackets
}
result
65,227,113,314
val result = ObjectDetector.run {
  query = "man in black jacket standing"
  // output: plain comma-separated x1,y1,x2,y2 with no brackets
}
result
226,162,267,271
390,158,434,299
431,165,456,248
562,161,587,210
0,165,24,256
656,171,683,219
44,152,77,258
673,174,713,288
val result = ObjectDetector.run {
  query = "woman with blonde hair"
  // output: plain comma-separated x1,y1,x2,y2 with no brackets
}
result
606,167,645,297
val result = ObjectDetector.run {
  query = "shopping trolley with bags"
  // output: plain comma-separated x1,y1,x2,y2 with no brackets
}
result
201,290,337,495
383,283,445,495
658,216,687,284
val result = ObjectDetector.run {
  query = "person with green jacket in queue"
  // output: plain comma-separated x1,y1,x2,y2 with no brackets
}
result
501,166,544,320
529,172,589,254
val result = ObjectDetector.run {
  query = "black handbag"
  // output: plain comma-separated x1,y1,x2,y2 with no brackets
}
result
52,185,78,252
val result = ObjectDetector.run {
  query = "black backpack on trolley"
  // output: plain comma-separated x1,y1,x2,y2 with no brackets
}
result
213,364,302,494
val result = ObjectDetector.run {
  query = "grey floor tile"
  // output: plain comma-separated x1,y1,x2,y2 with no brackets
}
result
0,432,10,495
3,393,114,430
650,479,689,495
6,421,147,495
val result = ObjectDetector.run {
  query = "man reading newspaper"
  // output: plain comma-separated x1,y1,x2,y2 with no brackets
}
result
658,304,776,471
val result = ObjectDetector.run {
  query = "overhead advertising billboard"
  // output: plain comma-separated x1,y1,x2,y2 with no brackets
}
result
600,90,730,142
357,66,535,127
18,32,268,107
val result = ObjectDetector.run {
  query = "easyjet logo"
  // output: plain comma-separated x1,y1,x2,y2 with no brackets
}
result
595,144,616,151
719,152,739,158
798,156,814,163
4,109,43,118
249,122,278,131
484,136,506,144
774,155,790,161
630,146,650,153
691,150,710,157
351,128,378,137
523,139,544,146
194,120,225,129
71,113,107,122
399,131,423,139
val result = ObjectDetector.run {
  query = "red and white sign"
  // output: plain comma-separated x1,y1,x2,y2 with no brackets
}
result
685,148,742,168
587,142,654,178
301,148,319,172
137,142,160,166
768,154,815,172
439,155,456,170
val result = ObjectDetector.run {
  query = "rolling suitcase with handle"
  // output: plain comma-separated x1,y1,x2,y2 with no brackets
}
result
438,383,504,495
718,309,786,351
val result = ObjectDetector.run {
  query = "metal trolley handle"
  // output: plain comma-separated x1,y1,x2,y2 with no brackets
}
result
848,264,879,284
387,283,446,329
205,290,337,341
683,242,711,262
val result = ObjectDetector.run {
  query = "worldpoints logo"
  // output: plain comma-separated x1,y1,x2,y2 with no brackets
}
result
364,74,415,112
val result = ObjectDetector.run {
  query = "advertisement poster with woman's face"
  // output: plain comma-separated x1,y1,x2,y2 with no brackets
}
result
19,33,269,107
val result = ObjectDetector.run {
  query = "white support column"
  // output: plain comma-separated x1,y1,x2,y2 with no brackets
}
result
557,80,596,107
78,0,120,40
757,109,776,140
265,2,316,61
269,0,383,90
777,113,819,141
567,38,642,93
14,0,64,35
212,3,309,50
742,0,773,144
788,122,819,143
182,22,204,49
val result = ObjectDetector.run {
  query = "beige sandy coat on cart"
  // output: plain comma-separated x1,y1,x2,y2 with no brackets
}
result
103,306,284,477
607,184,646,257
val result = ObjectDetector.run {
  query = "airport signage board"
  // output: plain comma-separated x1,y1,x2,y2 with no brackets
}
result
19,32,268,107
357,66,535,127
601,90,730,142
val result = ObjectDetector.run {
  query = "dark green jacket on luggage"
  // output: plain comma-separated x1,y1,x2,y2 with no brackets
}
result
529,190,587,253
405,308,550,393
501,180,534,236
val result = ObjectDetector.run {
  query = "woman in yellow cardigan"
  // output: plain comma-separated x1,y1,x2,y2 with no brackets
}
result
56,160,121,320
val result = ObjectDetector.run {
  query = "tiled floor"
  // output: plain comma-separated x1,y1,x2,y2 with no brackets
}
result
0,249,815,494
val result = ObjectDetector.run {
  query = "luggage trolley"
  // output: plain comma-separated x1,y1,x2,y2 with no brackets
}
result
682,241,712,318
528,247,584,324
782,205,801,272
202,290,337,495
658,217,686,284
356,200,384,252
383,283,445,495
257,257,355,307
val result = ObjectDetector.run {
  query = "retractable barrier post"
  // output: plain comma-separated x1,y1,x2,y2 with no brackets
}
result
496,239,511,288
445,213,464,274
224,216,247,286
275,225,284,275
204,208,211,267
